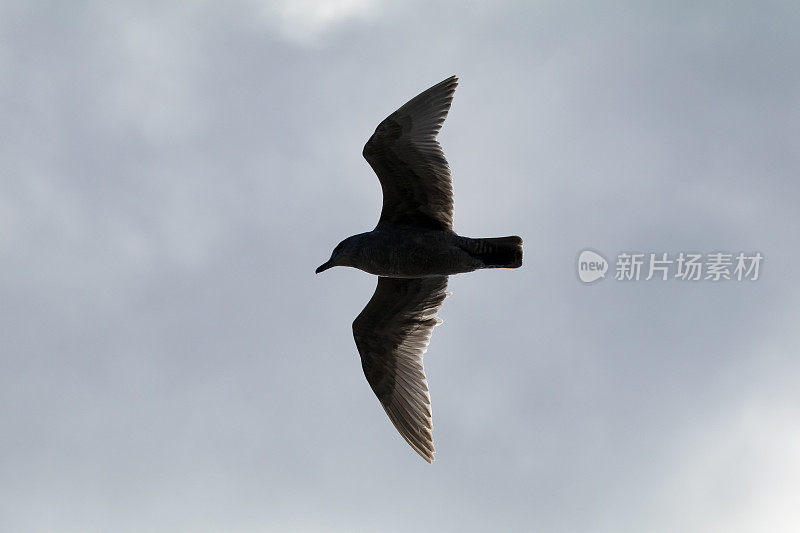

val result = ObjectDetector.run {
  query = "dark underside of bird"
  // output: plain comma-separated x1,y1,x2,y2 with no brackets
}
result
316,75,522,462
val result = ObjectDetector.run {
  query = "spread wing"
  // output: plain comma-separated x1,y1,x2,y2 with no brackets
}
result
362,76,458,232
352,276,449,462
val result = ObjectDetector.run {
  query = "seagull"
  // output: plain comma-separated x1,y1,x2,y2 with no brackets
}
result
316,75,522,462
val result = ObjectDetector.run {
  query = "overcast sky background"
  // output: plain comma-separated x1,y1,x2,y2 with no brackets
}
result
2,1,799,531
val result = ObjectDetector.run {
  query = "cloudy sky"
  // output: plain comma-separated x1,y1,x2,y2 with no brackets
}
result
2,1,799,531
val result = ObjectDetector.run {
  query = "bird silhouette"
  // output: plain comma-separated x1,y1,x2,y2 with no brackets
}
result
317,76,522,462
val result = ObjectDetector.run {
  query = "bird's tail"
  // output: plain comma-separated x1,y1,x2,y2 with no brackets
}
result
460,236,523,269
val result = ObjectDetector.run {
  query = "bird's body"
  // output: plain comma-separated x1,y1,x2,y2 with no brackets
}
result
328,228,522,278
337,228,480,277
317,75,522,462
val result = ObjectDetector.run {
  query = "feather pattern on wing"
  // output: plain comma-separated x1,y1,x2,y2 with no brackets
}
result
362,76,458,232
352,276,449,462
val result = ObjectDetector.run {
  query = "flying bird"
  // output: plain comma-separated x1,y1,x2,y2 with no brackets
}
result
316,75,522,462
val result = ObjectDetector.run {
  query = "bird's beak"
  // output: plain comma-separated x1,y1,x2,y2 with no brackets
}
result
315,260,334,274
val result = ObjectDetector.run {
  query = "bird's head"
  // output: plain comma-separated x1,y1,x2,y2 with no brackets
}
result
316,237,356,274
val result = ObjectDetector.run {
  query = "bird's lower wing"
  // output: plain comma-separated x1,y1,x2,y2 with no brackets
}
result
352,276,449,462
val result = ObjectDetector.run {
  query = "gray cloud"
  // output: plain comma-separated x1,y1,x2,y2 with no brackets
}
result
1,1,798,531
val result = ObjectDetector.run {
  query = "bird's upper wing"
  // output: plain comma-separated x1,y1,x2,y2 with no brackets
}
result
352,276,449,462
362,76,458,232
